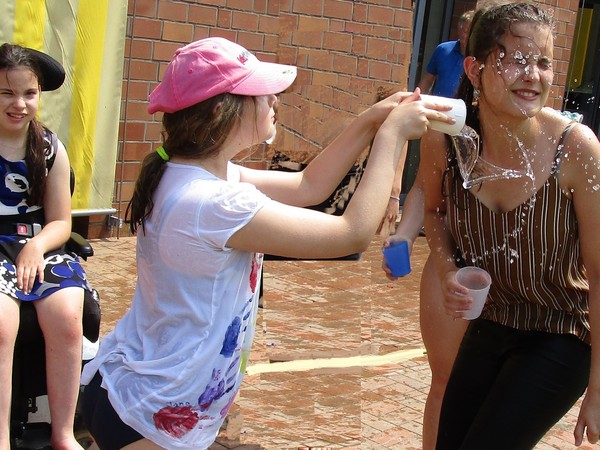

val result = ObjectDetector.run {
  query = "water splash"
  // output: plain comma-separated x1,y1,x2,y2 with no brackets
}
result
451,126,534,189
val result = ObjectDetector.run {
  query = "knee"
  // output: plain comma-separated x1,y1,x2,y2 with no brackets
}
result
37,292,84,341
52,319,83,344
429,364,453,398
0,329,18,350
429,374,450,400
0,316,19,348
40,310,82,345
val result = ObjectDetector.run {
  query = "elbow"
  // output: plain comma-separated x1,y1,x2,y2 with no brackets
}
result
355,240,372,254
344,232,373,255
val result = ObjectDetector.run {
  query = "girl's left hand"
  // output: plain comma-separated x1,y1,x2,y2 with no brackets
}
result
574,389,600,445
381,235,413,280
15,239,45,294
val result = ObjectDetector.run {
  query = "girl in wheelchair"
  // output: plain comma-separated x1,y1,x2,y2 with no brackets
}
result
0,43,92,450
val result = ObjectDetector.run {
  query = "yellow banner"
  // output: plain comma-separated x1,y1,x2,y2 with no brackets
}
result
0,0,127,211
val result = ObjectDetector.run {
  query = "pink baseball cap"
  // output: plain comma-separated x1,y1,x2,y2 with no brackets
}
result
148,37,297,114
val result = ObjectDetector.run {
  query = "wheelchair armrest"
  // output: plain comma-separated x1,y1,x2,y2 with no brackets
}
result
66,232,94,260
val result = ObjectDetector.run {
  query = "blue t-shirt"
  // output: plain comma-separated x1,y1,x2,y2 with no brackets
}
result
426,40,465,97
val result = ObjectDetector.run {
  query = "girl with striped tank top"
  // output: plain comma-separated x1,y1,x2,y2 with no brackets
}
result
420,3,600,449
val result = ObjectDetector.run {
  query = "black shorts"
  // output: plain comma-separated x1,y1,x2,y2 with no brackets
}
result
82,371,145,450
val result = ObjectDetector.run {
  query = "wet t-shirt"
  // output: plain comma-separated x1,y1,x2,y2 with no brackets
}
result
81,162,268,449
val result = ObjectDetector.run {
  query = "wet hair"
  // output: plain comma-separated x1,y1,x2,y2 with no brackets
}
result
0,43,50,205
127,93,246,234
458,10,474,28
456,2,554,133
446,2,554,199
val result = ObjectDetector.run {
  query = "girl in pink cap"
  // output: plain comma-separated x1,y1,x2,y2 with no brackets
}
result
81,37,453,450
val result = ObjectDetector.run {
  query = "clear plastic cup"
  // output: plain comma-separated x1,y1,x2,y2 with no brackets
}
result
383,240,411,277
456,266,491,320
421,94,467,136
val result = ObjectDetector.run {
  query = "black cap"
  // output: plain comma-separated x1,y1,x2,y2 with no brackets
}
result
26,48,65,91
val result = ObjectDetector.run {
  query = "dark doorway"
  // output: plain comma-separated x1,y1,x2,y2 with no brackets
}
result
402,0,477,196
564,0,600,136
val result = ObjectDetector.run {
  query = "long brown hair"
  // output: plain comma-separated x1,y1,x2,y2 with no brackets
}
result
0,43,50,206
126,93,246,234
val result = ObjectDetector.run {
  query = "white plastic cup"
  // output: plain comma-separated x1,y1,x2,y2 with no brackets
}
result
421,94,467,136
383,240,411,277
455,266,492,320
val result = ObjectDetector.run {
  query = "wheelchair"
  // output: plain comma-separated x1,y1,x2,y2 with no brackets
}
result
9,229,101,450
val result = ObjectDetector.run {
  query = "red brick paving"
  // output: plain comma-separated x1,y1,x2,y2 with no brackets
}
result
83,235,595,450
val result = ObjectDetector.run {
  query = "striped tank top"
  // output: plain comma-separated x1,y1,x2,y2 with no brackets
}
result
445,123,590,343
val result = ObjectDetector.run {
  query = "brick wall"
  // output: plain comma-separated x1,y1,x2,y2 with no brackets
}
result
84,0,578,238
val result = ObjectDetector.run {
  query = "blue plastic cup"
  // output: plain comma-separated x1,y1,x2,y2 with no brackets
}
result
383,240,411,277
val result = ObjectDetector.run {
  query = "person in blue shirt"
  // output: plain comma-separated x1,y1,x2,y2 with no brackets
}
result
419,10,474,98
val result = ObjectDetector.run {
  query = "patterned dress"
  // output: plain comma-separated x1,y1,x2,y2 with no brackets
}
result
0,130,91,301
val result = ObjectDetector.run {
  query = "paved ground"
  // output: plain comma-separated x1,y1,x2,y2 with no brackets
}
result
82,234,594,450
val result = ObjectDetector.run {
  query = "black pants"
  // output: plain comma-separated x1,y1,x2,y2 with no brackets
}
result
82,371,145,450
436,319,590,450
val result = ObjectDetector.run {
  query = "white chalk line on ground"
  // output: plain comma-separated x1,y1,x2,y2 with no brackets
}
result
246,348,426,375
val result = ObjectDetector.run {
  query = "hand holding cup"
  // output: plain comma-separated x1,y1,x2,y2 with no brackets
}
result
455,266,492,320
383,240,411,278
420,94,467,136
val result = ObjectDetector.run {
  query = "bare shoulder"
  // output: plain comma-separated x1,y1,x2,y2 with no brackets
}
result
559,120,600,189
539,107,572,132
538,108,598,156
562,121,600,158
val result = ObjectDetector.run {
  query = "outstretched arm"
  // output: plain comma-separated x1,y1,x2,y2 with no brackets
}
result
228,92,454,259
240,91,417,208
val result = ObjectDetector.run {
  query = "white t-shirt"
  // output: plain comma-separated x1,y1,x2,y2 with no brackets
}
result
81,162,268,449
